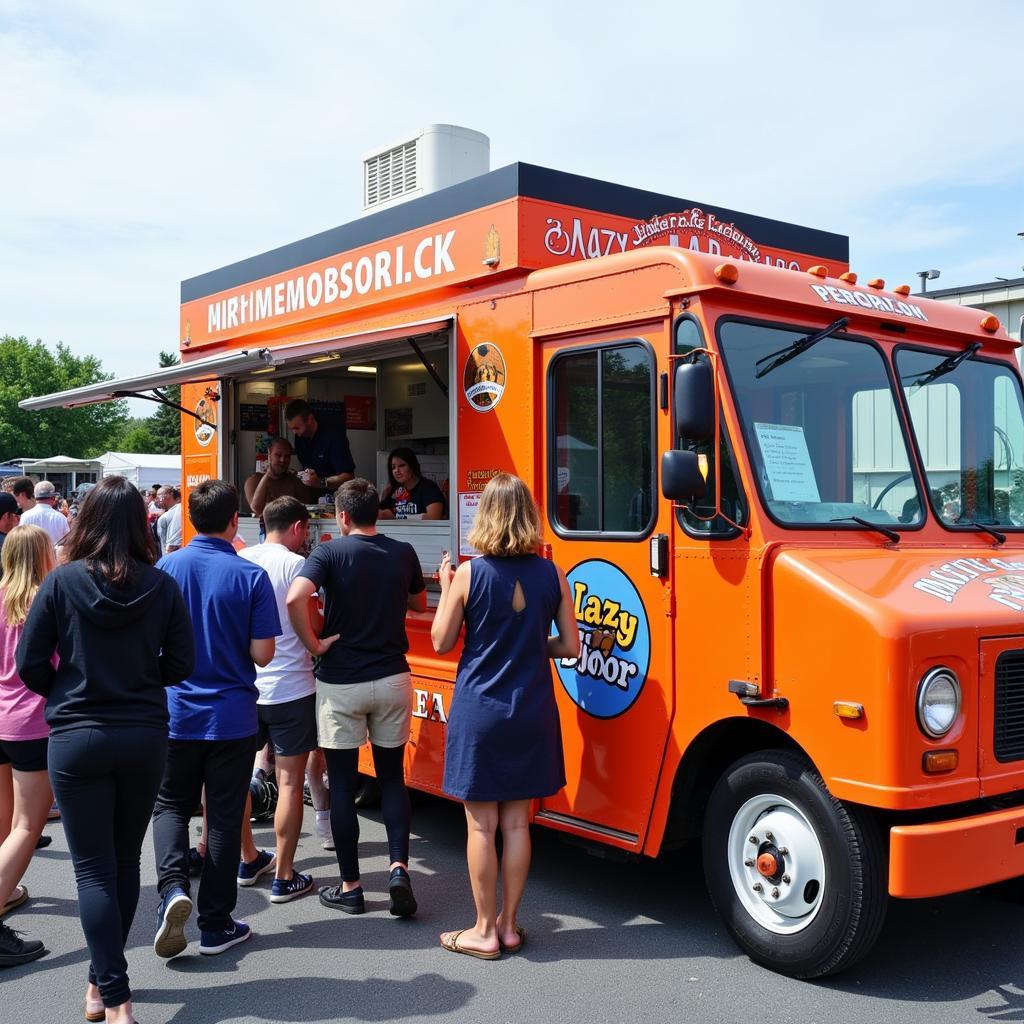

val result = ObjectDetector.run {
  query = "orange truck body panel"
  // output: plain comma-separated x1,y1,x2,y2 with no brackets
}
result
177,162,1024,899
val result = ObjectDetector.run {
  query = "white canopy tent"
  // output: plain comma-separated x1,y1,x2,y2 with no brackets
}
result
98,452,181,491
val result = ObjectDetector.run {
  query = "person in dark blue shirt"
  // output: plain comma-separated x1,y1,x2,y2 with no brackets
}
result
151,480,281,959
285,399,356,492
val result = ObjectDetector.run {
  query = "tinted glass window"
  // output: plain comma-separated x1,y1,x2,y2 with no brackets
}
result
552,343,653,535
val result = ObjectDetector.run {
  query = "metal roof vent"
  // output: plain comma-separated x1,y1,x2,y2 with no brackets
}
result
362,125,489,213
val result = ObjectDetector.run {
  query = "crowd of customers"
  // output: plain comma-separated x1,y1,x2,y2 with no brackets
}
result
0,470,579,1023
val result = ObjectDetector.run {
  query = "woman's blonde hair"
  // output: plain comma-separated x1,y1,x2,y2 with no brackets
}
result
467,473,542,557
0,525,55,626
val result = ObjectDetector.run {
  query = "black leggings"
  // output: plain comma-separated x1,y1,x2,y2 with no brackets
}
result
48,726,167,1009
323,744,410,882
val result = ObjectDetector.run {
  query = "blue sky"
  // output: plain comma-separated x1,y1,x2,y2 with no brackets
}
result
1,1,1021,386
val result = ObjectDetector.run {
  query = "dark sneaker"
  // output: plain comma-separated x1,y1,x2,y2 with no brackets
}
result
270,871,314,904
388,866,418,917
237,849,276,886
0,921,46,966
34,834,52,850
199,919,251,955
187,847,205,877
319,884,365,914
154,886,192,959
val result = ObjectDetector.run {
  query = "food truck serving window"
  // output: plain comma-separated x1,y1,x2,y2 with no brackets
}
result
549,341,655,537
718,318,924,530
896,346,1024,530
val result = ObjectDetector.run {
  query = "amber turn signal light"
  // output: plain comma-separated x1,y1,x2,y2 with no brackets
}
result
833,701,864,720
893,284,911,296
980,314,1001,333
839,272,858,284
808,265,828,278
922,750,958,773
714,263,739,284
868,278,885,289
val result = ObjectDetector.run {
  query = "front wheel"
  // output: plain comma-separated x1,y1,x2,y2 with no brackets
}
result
702,750,887,978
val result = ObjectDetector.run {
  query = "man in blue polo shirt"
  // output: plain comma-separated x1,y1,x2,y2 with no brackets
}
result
151,480,281,958
285,398,356,492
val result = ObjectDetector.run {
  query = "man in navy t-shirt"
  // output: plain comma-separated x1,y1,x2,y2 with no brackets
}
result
285,398,356,492
152,480,281,958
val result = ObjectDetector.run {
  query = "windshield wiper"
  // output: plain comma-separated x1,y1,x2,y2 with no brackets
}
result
831,516,900,543
902,341,982,392
958,520,1006,545
755,317,849,379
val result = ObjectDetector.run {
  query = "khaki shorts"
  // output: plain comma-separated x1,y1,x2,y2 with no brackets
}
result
316,673,412,750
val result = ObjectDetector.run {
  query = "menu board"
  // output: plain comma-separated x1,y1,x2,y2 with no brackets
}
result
458,491,481,557
753,422,820,502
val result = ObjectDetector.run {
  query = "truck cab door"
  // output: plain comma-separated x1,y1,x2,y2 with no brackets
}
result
538,330,675,848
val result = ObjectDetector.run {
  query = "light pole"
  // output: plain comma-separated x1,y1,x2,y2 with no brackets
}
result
916,269,941,293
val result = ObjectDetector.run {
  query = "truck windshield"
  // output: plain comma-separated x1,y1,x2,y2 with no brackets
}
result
896,347,1024,529
718,320,923,528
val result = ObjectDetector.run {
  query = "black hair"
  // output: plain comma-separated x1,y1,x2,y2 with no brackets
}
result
334,478,379,527
63,475,155,584
284,398,312,420
263,495,310,534
386,447,422,488
188,479,239,535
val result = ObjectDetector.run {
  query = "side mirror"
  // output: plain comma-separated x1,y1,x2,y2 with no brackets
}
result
674,358,714,440
661,450,707,504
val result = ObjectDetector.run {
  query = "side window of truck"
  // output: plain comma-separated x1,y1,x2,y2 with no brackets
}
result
550,341,655,536
675,316,747,536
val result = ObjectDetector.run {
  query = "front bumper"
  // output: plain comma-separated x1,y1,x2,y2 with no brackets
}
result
889,804,1024,898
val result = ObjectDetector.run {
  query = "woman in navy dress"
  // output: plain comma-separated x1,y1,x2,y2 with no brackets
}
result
432,473,578,959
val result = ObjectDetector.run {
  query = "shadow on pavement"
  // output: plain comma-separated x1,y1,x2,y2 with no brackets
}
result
134,973,474,1022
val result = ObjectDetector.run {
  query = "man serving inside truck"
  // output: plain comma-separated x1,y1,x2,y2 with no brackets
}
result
284,399,356,492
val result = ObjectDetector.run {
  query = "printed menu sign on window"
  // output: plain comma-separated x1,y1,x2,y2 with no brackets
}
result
754,422,821,502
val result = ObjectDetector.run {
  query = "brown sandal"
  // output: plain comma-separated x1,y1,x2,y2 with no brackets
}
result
439,929,501,960
500,926,526,953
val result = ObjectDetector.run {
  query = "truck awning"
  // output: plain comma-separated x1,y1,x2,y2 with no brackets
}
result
18,349,274,412
18,316,454,413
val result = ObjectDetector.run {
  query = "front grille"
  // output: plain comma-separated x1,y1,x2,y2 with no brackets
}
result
994,650,1024,762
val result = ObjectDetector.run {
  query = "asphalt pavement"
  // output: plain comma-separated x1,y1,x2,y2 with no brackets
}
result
3,792,1023,1024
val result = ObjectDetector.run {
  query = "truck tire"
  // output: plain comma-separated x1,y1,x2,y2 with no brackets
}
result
354,773,381,808
702,750,887,979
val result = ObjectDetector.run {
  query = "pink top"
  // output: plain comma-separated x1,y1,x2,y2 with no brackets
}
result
0,593,49,742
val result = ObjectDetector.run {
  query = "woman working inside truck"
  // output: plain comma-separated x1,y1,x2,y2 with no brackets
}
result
378,448,447,520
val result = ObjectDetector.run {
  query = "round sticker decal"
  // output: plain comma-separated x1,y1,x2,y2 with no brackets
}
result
194,395,217,448
463,343,506,412
555,559,650,719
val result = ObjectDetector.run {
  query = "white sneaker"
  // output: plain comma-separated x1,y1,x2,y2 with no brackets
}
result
315,811,334,851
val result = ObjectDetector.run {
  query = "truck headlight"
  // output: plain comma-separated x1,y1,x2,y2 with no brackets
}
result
916,667,961,739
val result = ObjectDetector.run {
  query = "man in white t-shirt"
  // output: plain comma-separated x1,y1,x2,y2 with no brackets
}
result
18,480,70,546
236,496,320,903
156,486,183,555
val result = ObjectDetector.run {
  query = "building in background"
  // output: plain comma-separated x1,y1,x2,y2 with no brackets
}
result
925,276,1024,354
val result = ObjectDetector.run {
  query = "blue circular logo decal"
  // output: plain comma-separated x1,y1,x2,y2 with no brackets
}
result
555,559,651,719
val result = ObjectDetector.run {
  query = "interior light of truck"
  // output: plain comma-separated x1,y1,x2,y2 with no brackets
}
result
839,272,858,284
922,750,959,773
714,263,739,283
916,668,961,739
808,265,828,278
832,701,864,720
346,365,378,373
980,314,1002,333
697,454,709,481
867,278,885,289
893,284,912,296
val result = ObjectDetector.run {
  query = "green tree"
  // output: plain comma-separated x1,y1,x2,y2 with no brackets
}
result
146,350,182,455
0,335,127,462
110,417,159,453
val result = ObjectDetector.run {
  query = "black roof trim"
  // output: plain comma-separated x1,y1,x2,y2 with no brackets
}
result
925,275,1024,299
181,162,849,303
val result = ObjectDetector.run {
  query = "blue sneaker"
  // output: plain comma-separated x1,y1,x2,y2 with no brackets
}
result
237,849,276,886
270,870,314,904
154,886,192,959
199,919,251,955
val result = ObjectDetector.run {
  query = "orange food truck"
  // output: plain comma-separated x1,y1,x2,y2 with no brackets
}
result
22,157,1024,978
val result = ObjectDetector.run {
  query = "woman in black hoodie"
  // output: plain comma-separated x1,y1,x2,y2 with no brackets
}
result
17,476,194,1024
